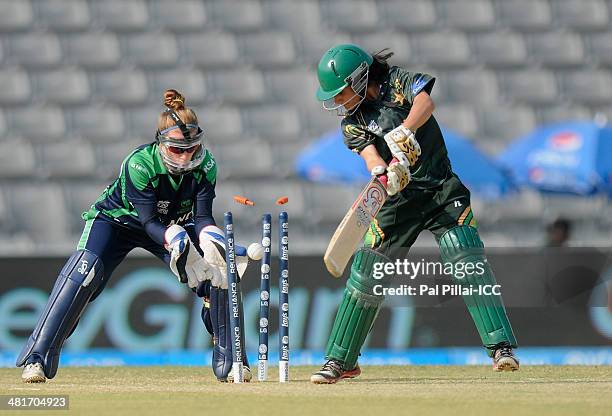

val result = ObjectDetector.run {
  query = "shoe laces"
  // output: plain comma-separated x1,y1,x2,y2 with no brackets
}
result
321,360,343,374
496,346,514,359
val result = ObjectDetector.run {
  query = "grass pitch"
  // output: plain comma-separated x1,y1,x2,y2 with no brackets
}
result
1,366,611,416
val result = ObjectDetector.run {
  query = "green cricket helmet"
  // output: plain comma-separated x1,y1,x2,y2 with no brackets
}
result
316,43,373,116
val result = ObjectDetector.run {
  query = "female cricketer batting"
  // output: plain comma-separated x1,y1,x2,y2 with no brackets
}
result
311,44,519,383
17,90,252,383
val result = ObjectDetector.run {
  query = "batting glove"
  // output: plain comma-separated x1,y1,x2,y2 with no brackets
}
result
384,125,421,167
371,159,410,196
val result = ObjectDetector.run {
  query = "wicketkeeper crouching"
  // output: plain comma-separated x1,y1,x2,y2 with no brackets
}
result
17,89,258,383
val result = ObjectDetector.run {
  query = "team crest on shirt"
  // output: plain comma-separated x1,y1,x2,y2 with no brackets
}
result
392,78,406,105
157,200,170,215
367,120,383,135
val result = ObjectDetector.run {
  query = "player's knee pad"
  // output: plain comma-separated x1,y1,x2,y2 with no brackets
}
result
326,248,390,369
16,250,105,378
347,248,392,302
439,226,517,350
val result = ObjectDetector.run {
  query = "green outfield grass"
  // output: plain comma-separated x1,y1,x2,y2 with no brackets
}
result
1,366,611,416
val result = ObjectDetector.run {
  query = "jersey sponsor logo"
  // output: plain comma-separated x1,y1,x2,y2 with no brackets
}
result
367,120,383,135
202,158,216,174
157,200,170,215
130,162,146,172
169,211,193,226
454,201,462,208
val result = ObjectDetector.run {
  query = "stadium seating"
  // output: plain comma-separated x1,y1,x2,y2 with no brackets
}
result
0,0,610,253
0,138,36,178
240,32,296,68
7,32,62,67
379,0,437,32
471,31,528,68
263,0,322,34
68,106,126,142
527,32,585,67
38,140,96,179
36,0,91,32
320,0,379,32
553,0,609,30
207,0,264,32
7,106,66,142
150,69,207,105
64,32,121,68
497,0,552,31
0,68,31,105
90,0,149,32
122,32,179,67
206,69,265,105
589,33,612,67
92,69,149,105
34,68,91,105
0,0,33,32
442,0,496,31
179,32,240,68
149,0,207,31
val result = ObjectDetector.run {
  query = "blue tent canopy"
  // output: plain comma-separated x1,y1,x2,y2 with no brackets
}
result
296,127,514,199
498,121,612,195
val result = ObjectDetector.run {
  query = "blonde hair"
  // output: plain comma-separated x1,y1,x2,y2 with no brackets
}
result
157,89,198,131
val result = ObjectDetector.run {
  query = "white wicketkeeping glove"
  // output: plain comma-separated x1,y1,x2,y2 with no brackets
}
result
383,125,421,167
165,224,213,289
371,160,411,196
199,225,255,289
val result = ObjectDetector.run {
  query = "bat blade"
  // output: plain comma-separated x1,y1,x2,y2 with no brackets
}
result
323,177,388,277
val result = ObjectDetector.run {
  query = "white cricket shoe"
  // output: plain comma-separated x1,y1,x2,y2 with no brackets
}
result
226,365,252,383
22,362,46,383
493,346,520,372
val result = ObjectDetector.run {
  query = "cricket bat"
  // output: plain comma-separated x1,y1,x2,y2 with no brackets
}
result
323,176,388,277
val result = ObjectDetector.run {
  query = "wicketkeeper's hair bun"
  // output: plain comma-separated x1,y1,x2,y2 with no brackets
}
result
163,89,186,110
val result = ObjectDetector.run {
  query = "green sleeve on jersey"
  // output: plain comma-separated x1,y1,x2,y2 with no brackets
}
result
341,120,378,154
126,152,155,191
390,67,435,106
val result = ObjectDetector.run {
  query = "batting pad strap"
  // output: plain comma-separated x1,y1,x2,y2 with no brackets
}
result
325,248,389,370
439,226,518,352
